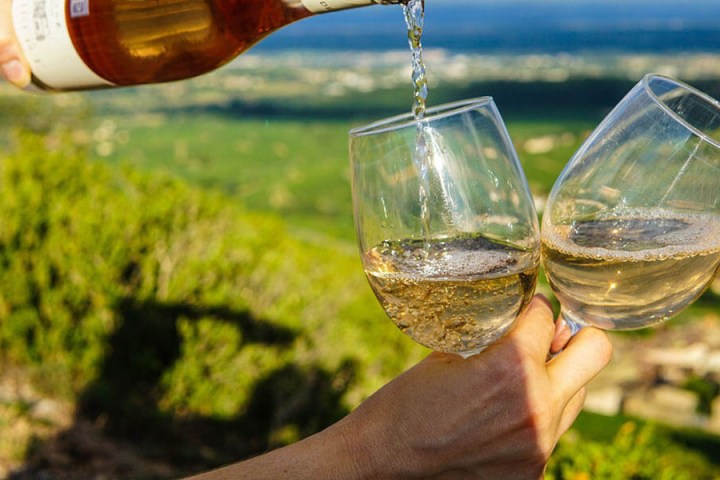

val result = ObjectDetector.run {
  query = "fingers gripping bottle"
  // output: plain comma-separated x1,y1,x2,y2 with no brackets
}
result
12,0,403,92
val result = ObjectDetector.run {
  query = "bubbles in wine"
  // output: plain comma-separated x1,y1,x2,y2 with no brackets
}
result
542,208,720,329
365,235,539,356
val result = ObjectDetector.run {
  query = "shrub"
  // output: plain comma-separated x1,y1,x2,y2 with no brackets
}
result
0,129,424,469
547,421,720,479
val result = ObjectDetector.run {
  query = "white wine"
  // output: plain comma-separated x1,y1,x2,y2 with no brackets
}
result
364,235,539,357
542,208,720,330
400,0,432,247
402,0,427,120
12,0,402,91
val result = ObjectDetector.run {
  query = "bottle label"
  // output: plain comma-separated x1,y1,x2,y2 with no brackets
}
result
301,0,381,13
12,0,114,89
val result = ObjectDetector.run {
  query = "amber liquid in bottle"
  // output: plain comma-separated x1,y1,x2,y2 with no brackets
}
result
65,0,312,86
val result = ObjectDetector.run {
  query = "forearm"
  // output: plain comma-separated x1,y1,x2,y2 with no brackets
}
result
182,297,612,480
183,420,379,480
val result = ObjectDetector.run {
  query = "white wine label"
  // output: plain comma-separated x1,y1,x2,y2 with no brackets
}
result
301,0,382,13
12,0,114,89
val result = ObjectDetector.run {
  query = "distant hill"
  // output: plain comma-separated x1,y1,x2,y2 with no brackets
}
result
254,1,720,53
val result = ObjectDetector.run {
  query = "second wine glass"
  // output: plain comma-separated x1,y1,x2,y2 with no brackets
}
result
350,97,540,358
542,74,720,333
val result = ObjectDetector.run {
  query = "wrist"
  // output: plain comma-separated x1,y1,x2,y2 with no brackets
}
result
334,405,426,480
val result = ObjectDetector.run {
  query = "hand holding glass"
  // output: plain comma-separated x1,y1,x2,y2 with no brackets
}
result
542,74,720,333
350,98,540,358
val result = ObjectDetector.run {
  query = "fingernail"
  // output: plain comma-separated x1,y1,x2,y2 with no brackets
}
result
550,318,572,355
1,60,30,87
555,317,570,336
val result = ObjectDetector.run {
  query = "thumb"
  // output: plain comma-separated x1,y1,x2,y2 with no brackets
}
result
0,0,32,87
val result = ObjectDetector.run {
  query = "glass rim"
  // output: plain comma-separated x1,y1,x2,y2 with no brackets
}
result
642,73,720,148
349,96,495,138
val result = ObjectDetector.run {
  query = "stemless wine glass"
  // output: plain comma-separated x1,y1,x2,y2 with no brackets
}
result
542,74,720,333
350,98,540,358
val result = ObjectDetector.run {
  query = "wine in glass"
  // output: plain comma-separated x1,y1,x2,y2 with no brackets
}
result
350,98,540,358
542,74,720,333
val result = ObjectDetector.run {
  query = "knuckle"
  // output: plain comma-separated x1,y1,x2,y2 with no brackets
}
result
526,396,561,457
594,330,614,365
529,400,553,430
529,412,556,460
539,313,556,338
601,332,614,356
537,438,556,464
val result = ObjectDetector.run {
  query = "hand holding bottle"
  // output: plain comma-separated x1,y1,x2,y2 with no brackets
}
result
0,0,30,87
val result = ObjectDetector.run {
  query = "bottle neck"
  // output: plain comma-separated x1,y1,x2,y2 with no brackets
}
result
300,0,402,14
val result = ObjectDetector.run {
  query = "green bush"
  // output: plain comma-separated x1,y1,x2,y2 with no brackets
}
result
0,129,424,469
547,421,720,479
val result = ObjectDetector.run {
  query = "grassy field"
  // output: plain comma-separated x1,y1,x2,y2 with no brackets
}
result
95,111,599,242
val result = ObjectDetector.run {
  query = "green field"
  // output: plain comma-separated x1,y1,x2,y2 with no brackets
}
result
94,111,598,242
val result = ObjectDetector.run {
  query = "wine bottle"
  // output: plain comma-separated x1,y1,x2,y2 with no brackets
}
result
12,0,403,92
